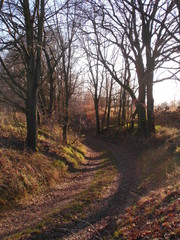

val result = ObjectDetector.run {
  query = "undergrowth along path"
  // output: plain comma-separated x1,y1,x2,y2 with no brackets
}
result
0,142,102,238
0,136,139,240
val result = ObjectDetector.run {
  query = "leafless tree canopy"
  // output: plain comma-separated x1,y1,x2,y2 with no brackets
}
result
0,0,179,148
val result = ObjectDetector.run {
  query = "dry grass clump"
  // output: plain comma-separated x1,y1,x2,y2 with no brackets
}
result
0,149,67,206
113,126,180,240
0,113,86,208
137,126,180,194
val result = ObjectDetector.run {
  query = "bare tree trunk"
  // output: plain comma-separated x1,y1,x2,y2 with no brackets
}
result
146,39,155,135
63,107,68,144
101,105,107,133
118,87,122,126
101,85,108,133
147,72,155,135
106,79,113,128
48,76,54,116
138,81,147,135
62,72,69,143
0,0,4,10
121,87,126,126
24,0,44,150
43,48,56,117
26,92,38,150
126,93,130,128
94,97,100,134
38,88,47,117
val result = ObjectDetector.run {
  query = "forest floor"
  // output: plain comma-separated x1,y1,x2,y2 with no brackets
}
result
0,127,180,240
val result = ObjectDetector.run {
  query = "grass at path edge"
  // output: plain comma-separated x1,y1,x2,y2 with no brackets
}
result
4,143,118,240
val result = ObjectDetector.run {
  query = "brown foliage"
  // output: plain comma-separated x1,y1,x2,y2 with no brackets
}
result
155,107,180,129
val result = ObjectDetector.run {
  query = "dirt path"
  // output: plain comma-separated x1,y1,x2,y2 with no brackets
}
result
0,136,139,240
0,143,103,239
60,137,139,240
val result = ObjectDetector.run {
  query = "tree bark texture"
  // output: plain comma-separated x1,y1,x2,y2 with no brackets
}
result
106,79,113,128
94,99,100,134
24,0,44,150
138,81,147,135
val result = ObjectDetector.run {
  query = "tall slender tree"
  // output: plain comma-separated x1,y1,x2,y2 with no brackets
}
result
0,0,45,150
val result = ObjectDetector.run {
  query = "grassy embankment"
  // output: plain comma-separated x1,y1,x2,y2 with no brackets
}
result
110,125,180,239
0,113,86,209
7,150,118,240
0,114,118,240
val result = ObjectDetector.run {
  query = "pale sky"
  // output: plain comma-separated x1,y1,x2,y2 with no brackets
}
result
153,80,180,106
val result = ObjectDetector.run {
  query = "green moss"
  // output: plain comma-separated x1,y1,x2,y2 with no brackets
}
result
53,160,68,173
62,145,85,169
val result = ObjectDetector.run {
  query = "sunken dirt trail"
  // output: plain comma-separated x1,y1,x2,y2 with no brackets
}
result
0,136,139,240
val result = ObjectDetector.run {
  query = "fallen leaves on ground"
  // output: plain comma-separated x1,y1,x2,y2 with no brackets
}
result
114,186,180,239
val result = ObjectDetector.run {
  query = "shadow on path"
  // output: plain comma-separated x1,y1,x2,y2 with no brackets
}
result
21,136,140,240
